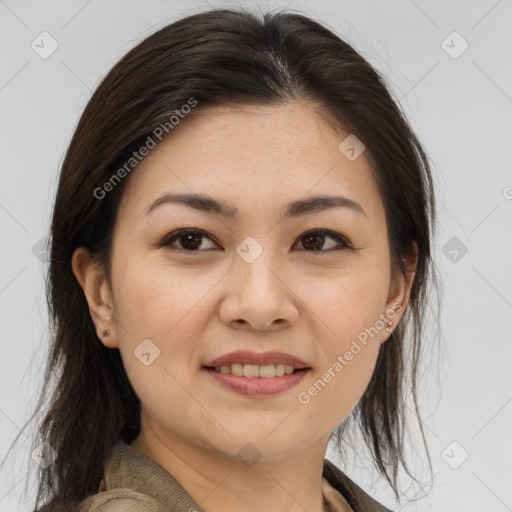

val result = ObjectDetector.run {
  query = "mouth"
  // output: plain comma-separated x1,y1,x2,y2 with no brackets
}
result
203,366,311,396
202,351,311,396
202,350,312,397
204,363,307,378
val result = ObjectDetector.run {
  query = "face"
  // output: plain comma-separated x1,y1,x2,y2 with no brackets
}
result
75,101,412,462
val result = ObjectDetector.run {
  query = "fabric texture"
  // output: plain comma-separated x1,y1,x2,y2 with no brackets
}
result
75,441,393,512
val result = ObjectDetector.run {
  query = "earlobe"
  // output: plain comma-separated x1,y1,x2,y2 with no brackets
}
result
71,247,118,349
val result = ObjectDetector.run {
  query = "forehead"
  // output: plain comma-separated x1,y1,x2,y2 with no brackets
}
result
116,102,385,224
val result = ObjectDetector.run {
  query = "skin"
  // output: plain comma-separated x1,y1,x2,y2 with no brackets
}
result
72,101,417,512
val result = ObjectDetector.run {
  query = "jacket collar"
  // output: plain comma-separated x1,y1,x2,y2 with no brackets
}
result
100,441,392,512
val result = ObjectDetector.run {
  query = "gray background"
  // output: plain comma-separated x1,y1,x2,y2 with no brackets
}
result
1,1,511,511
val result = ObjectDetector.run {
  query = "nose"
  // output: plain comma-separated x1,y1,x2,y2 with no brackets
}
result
219,249,299,332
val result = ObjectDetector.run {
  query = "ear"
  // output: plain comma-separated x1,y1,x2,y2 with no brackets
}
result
383,242,418,341
71,246,118,349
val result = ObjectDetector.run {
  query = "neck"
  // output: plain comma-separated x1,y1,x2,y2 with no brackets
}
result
130,429,333,512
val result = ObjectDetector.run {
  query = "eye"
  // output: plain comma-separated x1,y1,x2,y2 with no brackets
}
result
159,228,352,253
159,229,219,252
293,229,352,252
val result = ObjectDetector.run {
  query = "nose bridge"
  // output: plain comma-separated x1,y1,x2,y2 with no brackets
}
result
220,234,297,329
234,235,281,297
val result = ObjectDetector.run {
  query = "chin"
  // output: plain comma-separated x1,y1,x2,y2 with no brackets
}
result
203,425,316,462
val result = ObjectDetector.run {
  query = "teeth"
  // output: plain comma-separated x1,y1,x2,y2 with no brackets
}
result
259,365,275,378
243,364,260,378
231,364,243,376
213,363,302,378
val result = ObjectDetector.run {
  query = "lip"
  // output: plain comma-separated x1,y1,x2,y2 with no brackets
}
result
204,367,311,396
204,350,310,369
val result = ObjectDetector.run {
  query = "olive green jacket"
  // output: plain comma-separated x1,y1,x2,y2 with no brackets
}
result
75,441,393,512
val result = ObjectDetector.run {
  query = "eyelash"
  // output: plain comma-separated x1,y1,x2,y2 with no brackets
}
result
158,228,353,254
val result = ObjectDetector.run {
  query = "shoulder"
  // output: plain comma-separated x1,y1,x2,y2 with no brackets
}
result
75,488,163,512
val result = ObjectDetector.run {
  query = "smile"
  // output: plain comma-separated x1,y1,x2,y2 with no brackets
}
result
212,363,299,378
203,366,311,397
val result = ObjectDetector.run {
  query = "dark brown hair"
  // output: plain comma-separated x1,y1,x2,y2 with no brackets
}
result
3,7,441,510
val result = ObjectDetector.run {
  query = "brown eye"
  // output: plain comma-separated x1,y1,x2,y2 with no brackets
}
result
177,232,202,250
160,229,218,252
295,230,351,252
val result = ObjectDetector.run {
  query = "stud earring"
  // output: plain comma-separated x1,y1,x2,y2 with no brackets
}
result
385,320,393,333
101,328,111,338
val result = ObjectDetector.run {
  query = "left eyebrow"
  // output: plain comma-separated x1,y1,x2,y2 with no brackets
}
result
145,193,367,219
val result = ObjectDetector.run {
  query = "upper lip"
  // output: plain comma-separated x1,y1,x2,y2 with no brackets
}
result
204,350,310,369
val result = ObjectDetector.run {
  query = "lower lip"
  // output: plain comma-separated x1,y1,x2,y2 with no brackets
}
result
204,368,310,396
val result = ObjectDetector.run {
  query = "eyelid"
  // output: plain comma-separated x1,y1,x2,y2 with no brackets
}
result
157,228,354,252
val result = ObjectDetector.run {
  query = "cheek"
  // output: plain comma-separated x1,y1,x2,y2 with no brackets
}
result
112,251,220,340
297,326,382,426
297,260,388,417
304,351,380,432
120,358,224,446
307,258,390,341
112,258,211,432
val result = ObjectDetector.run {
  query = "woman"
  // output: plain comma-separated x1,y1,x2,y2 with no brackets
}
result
21,7,439,512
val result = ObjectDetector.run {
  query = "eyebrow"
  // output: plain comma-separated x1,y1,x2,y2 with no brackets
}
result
145,192,367,219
